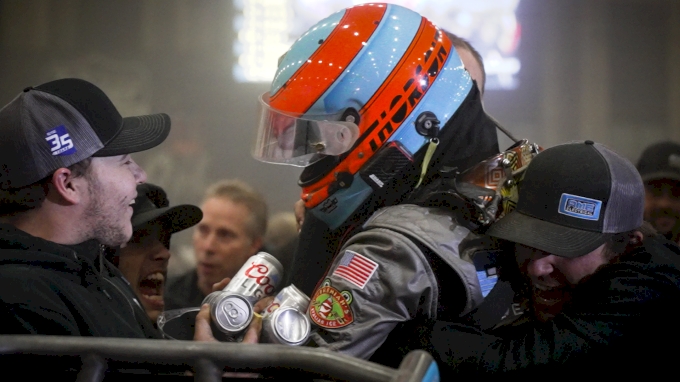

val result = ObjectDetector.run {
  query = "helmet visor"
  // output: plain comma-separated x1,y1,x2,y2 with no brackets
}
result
253,92,360,167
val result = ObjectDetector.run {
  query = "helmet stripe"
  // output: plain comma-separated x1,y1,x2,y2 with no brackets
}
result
269,5,387,113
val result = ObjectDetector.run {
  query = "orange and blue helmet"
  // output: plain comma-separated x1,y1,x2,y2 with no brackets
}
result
253,3,499,229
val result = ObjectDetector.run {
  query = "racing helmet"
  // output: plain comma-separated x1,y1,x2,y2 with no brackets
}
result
253,3,497,230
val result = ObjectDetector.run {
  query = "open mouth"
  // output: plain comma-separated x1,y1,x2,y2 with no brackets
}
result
532,285,565,307
138,272,165,308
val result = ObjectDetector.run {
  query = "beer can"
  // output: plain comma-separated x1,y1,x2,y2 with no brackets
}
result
261,306,311,346
263,284,310,318
206,292,254,337
224,252,284,303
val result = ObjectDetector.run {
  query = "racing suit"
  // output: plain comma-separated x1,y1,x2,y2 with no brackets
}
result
308,203,503,365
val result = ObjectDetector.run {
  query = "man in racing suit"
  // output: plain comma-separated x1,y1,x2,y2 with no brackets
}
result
251,3,536,367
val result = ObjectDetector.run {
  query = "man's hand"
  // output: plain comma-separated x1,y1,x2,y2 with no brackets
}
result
212,277,231,292
193,292,273,344
254,296,276,315
241,314,262,344
194,304,218,342
241,296,274,343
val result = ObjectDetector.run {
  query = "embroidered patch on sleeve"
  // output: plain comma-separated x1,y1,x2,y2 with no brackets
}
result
309,281,354,329
331,250,378,289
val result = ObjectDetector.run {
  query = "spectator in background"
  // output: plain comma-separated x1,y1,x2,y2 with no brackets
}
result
637,141,680,245
0,78,170,337
165,179,268,309
108,183,202,326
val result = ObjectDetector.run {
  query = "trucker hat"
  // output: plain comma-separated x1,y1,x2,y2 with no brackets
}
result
487,140,644,258
132,183,202,236
0,78,171,189
636,141,680,183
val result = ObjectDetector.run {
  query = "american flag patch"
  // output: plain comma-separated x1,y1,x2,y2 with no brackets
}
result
332,250,379,289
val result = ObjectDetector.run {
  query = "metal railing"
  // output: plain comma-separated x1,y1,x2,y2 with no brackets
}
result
0,335,439,382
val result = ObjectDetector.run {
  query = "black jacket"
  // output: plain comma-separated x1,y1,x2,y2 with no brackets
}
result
424,236,680,377
0,224,159,338
165,269,205,311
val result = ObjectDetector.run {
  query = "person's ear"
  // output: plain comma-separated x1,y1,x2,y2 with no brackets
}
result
49,168,85,205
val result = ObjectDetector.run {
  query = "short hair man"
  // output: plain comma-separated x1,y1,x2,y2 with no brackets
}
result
637,141,680,245
421,141,680,376
0,78,170,336
111,183,202,325
165,179,268,309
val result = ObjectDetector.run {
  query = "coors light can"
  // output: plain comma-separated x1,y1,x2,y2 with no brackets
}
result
261,284,312,345
203,252,284,341
261,307,311,346
263,284,310,318
203,291,253,340
224,251,284,304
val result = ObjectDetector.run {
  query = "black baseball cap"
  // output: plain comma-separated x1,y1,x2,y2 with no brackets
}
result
487,140,644,258
0,78,171,189
636,141,680,183
132,183,202,235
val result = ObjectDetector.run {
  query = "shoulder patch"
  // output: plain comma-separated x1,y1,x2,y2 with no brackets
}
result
309,280,354,329
331,250,378,289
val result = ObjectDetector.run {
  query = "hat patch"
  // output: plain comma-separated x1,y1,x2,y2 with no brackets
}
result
45,125,76,156
558,193,601,221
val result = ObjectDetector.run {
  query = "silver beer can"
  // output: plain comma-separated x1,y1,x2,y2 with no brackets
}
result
224,252,284,304
261,306,311,346
204,292,254,337
263,284,310,318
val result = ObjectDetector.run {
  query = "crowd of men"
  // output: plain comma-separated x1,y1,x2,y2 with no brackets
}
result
0,2,679,378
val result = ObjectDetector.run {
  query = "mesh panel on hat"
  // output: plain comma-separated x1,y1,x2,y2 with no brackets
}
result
1,91,103,188
22,91,103,185
596,143,644,233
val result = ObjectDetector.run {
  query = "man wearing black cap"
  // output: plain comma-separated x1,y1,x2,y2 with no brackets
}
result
0,78,171,337
417,141,680,376
111,183,202,327
637,141,680,245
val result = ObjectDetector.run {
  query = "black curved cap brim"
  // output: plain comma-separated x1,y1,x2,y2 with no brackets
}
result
93,113,171,157
132,204,202,235
487,210,612,258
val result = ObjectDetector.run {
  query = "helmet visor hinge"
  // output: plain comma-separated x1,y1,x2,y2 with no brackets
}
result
415,111,440,138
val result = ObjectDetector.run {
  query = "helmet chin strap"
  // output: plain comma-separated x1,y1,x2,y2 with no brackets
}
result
415,138,440,189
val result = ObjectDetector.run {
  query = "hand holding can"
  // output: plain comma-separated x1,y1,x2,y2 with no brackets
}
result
202,252,284,341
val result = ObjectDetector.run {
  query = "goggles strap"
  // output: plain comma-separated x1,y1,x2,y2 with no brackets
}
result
415,138,440,189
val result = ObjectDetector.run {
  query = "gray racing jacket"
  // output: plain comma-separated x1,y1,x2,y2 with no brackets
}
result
308,203,496,360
